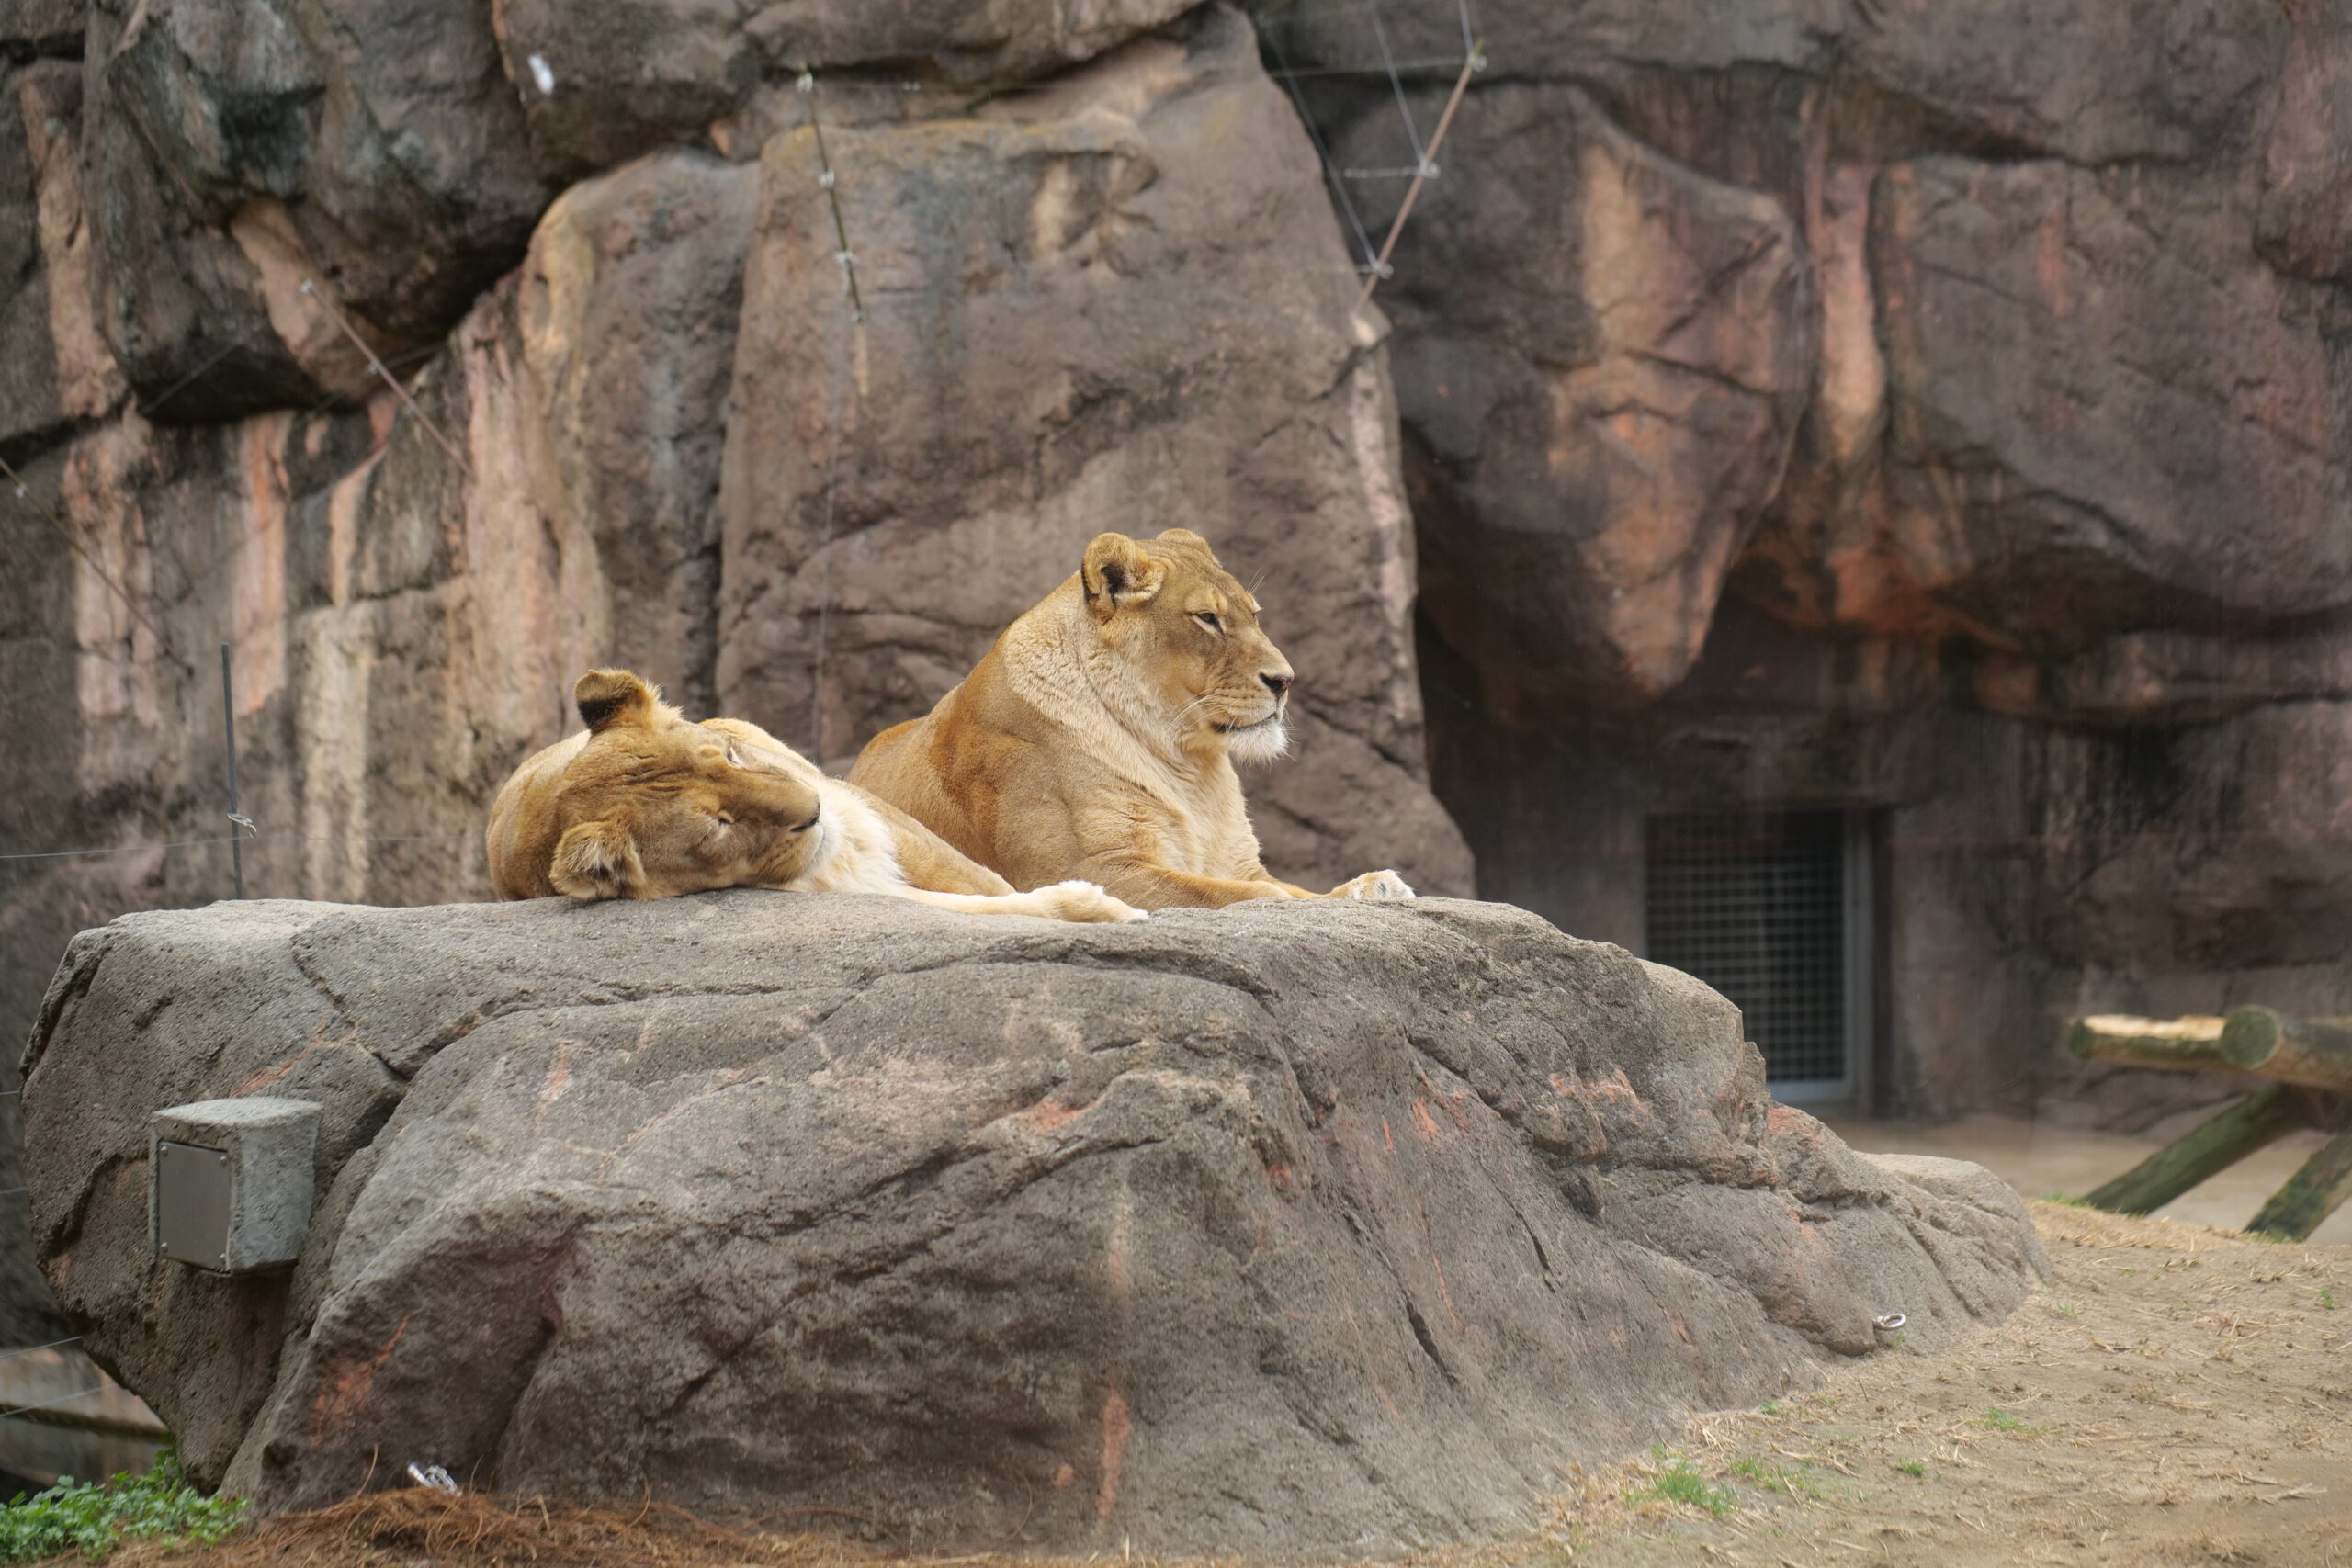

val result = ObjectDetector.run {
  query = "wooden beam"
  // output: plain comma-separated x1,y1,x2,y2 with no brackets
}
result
2081,1083,2311,1216
2067,1014,2232,1074
2245,1122,2352,1243
2219,1008,2352,1094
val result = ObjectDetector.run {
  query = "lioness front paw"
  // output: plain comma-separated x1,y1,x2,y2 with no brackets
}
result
1040,879,1149,923
1331,869,1416,903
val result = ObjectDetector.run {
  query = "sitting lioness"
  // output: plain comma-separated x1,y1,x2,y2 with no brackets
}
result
849,528,1415,910
487,669,1144,922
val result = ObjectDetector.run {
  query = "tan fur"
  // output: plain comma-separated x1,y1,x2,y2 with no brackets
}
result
849,529,1418,910
487,670,1145,923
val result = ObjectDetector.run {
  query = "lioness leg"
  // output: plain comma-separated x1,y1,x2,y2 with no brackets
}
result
1329,870,1416,902
902,883,1147,923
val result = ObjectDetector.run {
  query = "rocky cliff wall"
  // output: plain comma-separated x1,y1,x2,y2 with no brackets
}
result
1257,0,2352,1122
0,1,1474,1100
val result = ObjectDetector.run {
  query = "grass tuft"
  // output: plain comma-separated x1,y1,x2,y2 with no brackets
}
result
0,1450,243,1563
1626,1454,1735,1519
1728,1457,1824,1500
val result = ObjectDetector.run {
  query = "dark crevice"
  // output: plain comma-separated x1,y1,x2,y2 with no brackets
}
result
1401,1297,1454,1382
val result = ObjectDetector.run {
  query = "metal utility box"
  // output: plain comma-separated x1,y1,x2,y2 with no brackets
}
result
149,1098,322,1275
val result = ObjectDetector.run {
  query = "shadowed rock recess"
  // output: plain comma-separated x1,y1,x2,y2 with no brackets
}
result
27,895,2041,1552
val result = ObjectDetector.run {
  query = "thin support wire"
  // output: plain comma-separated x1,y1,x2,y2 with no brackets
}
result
797,73,867,325
1362,0,1427,167
808,344,846,759
0,1384,114,1423
298,280,470,475
796,69,863,761
1356,39,1484,306
220,643,247,900
1261,23,1382,273
0,1338,83,1363
0,454,190,673
135,340,243,420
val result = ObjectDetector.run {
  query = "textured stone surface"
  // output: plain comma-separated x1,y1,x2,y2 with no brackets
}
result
1333,83,1814,708
717,9,1471,895
28,894,2041,1550
1871,158,2352,648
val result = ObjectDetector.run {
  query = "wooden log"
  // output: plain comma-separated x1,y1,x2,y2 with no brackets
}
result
2082,1083,2311,1216
2219,1008,2352,1094
2067,1014,2232,1073
2245,1122,2352,1242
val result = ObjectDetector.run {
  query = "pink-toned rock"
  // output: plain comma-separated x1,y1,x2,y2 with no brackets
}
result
1337,85,1814,709
2259,0,2352,281
715,9,1471,896
1871,157,2352,649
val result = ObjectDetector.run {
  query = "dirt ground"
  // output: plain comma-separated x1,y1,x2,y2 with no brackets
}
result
119,1204,2349,1568
1546,1201,2352,1568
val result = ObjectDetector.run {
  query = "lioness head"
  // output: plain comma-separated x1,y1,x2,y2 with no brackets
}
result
1080,528,1295,762
542,670,823,899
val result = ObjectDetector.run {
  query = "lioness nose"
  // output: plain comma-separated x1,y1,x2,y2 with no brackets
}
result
1261,671,1293,700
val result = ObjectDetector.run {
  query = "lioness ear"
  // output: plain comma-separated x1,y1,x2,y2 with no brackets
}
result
574,669,658,733
549,818,645,900
1081,533,1164,622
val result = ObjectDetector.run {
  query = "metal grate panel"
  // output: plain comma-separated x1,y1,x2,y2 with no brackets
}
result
1645,810,1849,1085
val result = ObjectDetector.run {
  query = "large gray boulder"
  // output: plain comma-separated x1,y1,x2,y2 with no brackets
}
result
27,893,2041,1554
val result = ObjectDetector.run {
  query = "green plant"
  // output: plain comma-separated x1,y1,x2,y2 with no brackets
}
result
1758,1399,1784,1416
2039,1192,2091,1208
1626,1454,1736,1519
1729,1457,1824,1500
2052,1301,2083,1317
2321,1289,2338,1312
1894,1460,1928,1478
1983,1406,2028,1432
0,1449,243,1562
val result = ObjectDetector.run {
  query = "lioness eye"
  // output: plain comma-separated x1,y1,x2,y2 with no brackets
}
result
1193,612,1223,635
712,811,735,827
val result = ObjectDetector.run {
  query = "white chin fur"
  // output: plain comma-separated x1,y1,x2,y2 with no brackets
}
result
1223,716,1289,764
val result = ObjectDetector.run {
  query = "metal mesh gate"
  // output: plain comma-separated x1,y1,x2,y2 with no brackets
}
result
1645,810,1853,1089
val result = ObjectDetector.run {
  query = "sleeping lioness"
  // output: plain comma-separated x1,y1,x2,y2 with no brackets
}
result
486,669,1144,922
849,528,1416,910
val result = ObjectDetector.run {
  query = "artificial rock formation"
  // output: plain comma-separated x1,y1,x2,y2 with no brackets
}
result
1259,0,2352,1122
27,894,2042,1551
9,0,2352,1353
0,4,1471,1146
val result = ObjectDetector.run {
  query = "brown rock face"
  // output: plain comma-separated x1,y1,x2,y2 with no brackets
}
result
1335,85,1815,709
83,0,553,415
1264,0,2352,1125
1871,158,2352,647
2261,0,2352,282
717,9,1469,894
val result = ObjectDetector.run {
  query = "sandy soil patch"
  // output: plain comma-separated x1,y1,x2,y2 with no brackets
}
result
1551,1201,2351,1567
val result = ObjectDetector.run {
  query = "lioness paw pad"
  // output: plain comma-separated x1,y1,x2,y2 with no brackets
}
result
1334,870,1416,903
1042,880,1149,922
